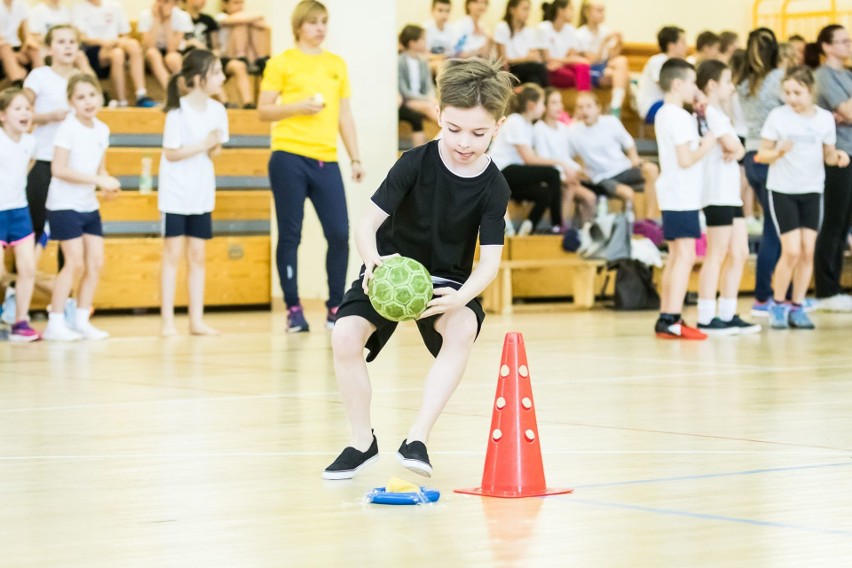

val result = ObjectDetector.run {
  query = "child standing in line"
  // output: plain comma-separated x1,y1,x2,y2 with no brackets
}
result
43,74,119,342
654,58,717,340
694,60,761,335
488,83,579,235
758,66,849,330
323,59,514,480
0,88,40,342
159,49,228,336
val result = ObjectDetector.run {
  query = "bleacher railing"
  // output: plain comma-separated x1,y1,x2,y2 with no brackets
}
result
754,0,852,39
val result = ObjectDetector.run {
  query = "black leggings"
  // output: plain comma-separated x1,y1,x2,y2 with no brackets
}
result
398,104,424,132
26,160,51,243
501,165,562,228
509,62,549,87
815,164,852,298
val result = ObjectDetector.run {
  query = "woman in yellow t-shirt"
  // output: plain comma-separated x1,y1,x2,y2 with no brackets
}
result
258,0,364,333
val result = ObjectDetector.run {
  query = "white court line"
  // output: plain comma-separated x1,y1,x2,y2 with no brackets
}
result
0,449,847,461
2,361,850,415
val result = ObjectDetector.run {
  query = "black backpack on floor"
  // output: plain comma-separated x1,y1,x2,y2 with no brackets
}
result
606,259,660,311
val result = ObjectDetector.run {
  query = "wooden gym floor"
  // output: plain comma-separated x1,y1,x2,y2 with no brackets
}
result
2,302,852,566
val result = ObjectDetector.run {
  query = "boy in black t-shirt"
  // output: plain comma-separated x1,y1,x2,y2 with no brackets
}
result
323,59,515,480
182,0,254,108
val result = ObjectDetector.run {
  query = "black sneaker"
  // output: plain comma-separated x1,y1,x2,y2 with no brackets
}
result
396,439,432,477
697,317,739,336
726,315,761,334
322,433,379,480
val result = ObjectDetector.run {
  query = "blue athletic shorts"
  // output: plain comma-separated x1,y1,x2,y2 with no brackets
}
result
591,61,607,88
48,209,103,240
0,206,34,247
662,209,701,241
162,212,213,239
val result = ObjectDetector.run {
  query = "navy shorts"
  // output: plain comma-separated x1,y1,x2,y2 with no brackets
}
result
48,210,103,240
0,206,35,247
590,61,607,88
768,191,822,234
662,209,701,240
162,212,213,239
84,45,111,79
336,277,485,363
704,205,744,227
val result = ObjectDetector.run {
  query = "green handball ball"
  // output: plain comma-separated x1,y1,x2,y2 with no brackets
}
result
368,256,433,322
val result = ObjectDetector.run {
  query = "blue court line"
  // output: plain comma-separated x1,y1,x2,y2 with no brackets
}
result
572,461,852,490
571,498,852,537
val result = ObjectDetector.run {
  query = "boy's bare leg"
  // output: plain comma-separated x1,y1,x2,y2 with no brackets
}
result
661,238,696,314
332,315,378,451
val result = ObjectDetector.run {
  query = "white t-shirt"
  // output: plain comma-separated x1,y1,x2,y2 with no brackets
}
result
423,18,453,56
702,105,742,207
655,103,704,211
537,20,578,60
494,21,542,60
532,120,580,180
28,2,71,37
23,66,71,162
138,6,194,50
0,130,36,212
762,105,836,195
567,115,634,182
159,97,230,215
488,113,534,170
46,115,110,213
72,0,130,41
0,0,28,47
576,24,611,62
451,16,489,57
637,53,669,119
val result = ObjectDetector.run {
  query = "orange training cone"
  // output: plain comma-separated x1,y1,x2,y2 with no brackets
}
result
455,332,572,498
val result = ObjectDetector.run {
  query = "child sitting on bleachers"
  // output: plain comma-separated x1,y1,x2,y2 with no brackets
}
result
718,31,739,64
575,0,629,117
538,0,591,91
73,0,156,107
693,31,720,65
452,0,492,60
215,0,269,74
494,0,548,87
570,91,660,221
398,25,440,149
182,0,253,108
0,0,43,86
532,87,596,226
637,25,688,124
139,0,194,91
423,0,453,74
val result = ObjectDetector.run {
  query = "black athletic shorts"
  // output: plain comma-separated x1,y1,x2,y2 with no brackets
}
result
336,277,485,362
703,205,744,227
768,191,822,234
582,167,645,197
162,212,213,239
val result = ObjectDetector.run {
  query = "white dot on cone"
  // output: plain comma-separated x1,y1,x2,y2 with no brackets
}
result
496,397,506,409
525,429,535,441
522,397,532,409
518,365,529,377
492,429,503,441
500,365,510,377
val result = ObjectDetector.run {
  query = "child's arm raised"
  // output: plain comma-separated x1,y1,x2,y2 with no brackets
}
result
675,133,716,168
824,144,850,168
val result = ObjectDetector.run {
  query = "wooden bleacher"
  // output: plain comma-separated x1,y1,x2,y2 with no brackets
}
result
26,108,273,311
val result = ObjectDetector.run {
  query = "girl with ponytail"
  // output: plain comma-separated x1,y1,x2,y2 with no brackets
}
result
158,49,229,336
537,0,592,91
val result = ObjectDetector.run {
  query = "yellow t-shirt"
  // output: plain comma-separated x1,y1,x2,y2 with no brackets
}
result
260,48,351,162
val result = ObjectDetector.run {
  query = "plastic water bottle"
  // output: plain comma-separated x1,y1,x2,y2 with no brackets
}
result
139,155,153,195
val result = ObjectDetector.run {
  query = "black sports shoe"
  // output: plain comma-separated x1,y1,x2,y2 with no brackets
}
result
697,317,739,336
322,433,379,480
396,439,432,477
726,315,762,334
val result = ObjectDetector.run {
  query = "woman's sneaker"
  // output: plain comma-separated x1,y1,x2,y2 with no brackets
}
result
10,321,40,343
725,315,761,334
326,306,339,330
697,317,739,336
769,302,790,329
396,439,433,477
322,433,379,480
287,305,309,333
788,307,815,329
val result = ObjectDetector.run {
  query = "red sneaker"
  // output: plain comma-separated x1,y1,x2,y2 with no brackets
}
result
655,319,707,340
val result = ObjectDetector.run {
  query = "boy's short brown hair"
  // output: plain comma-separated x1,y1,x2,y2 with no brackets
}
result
399,25,425,49
436,59,516,120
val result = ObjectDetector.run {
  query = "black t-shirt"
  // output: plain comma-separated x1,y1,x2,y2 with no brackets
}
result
190,13,219,49
371,140,510,283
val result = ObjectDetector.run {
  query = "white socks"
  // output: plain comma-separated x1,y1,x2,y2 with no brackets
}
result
611,87,625,110
135,88,147,98
718,297,738,322
697,298,716,325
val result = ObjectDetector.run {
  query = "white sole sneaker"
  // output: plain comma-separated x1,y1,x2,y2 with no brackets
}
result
42,328,82,342
396,453,433,478
321,454,379,480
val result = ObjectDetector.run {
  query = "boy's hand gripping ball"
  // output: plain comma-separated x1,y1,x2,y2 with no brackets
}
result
367,256,433,322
